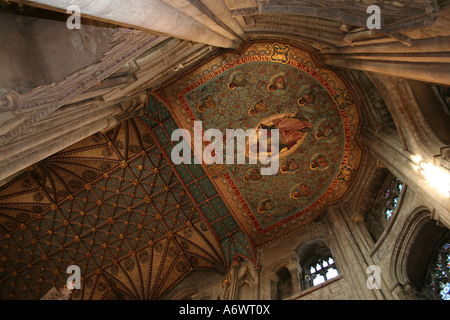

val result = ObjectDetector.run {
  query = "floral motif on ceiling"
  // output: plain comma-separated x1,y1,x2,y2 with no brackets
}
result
162,41,363,245
0,118,225,300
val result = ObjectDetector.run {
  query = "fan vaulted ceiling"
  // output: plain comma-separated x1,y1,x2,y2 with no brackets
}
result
0,117,228,299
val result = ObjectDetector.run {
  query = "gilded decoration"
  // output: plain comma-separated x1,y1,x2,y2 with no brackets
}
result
163,42,362,245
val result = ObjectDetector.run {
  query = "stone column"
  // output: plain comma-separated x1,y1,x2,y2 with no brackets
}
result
325,206,379,300
286,253,301,297
201,0,245,39
21,0,238,48
391,283,417,300
324,58,450,86
254,265,261,300
161,0,243,43
254,247,262,300
227,259,241,300
322,36,450,85
267,273,278,300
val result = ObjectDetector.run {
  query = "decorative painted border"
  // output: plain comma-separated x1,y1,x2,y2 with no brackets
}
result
162,41,362,245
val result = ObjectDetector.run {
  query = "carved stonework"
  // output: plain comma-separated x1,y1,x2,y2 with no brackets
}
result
231,0,440,46
0,29,167,145
114,96,146,123
434,146,450,171
238,267,255,288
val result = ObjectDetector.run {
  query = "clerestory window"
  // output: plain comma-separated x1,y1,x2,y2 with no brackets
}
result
380,177,403,221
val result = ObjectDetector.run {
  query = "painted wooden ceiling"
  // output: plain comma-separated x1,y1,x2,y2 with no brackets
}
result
0,41,362,300
160,41,362,246
0,116,231,299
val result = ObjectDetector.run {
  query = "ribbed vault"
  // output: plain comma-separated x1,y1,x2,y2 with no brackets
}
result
0,117,226,300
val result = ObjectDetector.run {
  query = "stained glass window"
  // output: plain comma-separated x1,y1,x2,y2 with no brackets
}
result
380,177,403,221
427,239,450,300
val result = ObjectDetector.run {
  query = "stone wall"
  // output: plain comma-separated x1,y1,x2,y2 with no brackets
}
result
162,156,449,300
0,7,116,93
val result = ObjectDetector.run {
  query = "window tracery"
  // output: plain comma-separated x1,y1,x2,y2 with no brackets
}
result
298,241,339,290
426,237,450,300
379,177,403,221
305,256,339,287
365,171,405,242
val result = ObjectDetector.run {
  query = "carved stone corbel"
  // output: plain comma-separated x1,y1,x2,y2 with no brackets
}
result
114,96,146,123
434,146,450,171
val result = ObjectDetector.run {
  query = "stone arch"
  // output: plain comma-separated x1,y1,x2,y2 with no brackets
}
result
388,206,449,299
294,223,330,256
366,170,407,243
274,266,292,300
406,220,449,299
296,239,339,290
340,69,395,133
390,207,431,287
368,73,447,157
271,260,292,274
269,260,293,300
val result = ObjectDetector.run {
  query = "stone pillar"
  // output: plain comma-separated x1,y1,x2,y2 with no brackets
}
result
227,259,241,300
267,273,278,300
286,253,301,297
324,58,450,86
322,36,450,85
201,0,245,39
404,283,418,300
325,206,379,300
162,0,243,43
391,282,416,300
254,265,261,300
254,247,262,300
21,0,238,48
